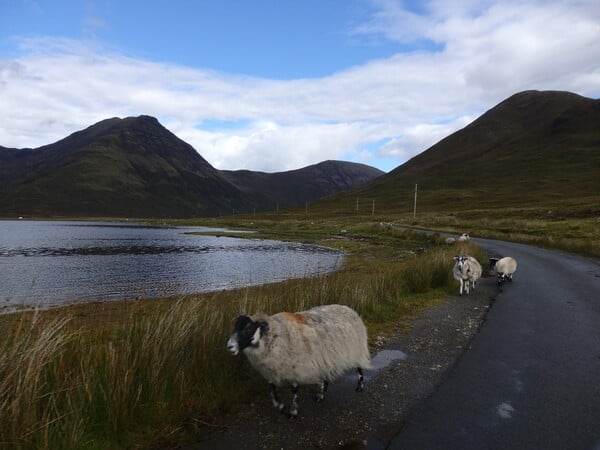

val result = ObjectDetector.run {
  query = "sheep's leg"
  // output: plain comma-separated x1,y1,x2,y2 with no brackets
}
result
459,279,464,295
315,379,329,403
289,383,299,420
356,367,365,392
269,383,284,412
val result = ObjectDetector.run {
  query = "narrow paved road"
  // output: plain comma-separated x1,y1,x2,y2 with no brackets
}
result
388,238,600,450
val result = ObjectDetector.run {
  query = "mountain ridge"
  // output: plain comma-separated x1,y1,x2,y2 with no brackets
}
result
3,89,597,218
0,117,384,218
221,159,384,210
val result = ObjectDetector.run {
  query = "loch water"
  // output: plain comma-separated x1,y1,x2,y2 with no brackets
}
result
0,220,343,311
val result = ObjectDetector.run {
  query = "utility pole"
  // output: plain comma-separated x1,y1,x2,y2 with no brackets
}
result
413,183,418,219
356,197,359,213
372,200,375,217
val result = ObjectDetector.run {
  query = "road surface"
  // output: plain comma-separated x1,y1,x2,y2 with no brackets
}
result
388,237,600,450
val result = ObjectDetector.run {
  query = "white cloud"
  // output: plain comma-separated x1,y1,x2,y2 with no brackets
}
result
1,1,599,172
378,116,474,161
176,121,393,172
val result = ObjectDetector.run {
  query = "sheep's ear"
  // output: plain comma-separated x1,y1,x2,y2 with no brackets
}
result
453,256,459,261
257,320,269,334
250,321,266,346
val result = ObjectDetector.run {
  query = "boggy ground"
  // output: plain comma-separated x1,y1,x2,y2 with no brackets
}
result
183,275,499,450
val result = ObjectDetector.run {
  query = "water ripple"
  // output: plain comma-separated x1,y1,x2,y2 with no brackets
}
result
0,220,344,308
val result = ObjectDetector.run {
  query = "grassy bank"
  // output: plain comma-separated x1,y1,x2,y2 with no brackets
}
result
188,203,599,259
404,208,600,259
0,222,487,450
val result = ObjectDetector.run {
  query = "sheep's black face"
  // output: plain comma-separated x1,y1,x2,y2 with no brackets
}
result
227,315,265,355
454,255,468,270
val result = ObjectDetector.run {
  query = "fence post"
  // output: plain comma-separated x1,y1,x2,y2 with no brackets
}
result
413,184,418,219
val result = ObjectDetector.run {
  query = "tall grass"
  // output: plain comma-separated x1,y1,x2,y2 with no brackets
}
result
0,239,485,449
0,314,78,449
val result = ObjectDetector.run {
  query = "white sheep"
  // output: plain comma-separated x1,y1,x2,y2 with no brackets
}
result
458,233,470,242
226,304,371,419
489,256,518,284
453,255,482,295
445,237,456,245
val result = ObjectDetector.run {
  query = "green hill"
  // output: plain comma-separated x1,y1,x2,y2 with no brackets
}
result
309,90,600,217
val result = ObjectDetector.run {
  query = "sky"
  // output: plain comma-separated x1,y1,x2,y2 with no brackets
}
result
1,1,599,173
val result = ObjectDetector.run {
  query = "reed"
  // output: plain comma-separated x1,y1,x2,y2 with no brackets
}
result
0,232,484,449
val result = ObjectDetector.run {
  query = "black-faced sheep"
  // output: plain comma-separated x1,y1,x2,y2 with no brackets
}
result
458,233,470,242
489,256,517,284
226,304,371,419
453,255,482,295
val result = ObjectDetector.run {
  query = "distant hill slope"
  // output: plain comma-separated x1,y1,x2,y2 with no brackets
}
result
311,90,600,215
0,117,383,218
222,160,384,210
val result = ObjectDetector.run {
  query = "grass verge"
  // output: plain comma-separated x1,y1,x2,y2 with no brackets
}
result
0,222,486,449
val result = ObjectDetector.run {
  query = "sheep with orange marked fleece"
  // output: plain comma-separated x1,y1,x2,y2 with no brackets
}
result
227,304,371,419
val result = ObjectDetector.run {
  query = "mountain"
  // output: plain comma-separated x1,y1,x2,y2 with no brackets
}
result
0,117,383,218
310,90,600,215
0,116,249,217
222,160,384,210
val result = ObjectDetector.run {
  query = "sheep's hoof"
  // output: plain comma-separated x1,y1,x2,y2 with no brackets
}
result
288,411,298,421
314,394,325,403
275,403,285,412
356,383,364,392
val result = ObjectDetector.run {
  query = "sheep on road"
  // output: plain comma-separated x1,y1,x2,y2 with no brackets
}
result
490,256,518,284
227,304,371,419
453,255,482,295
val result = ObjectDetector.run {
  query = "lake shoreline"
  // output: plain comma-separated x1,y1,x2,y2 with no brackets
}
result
0,219,343,308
